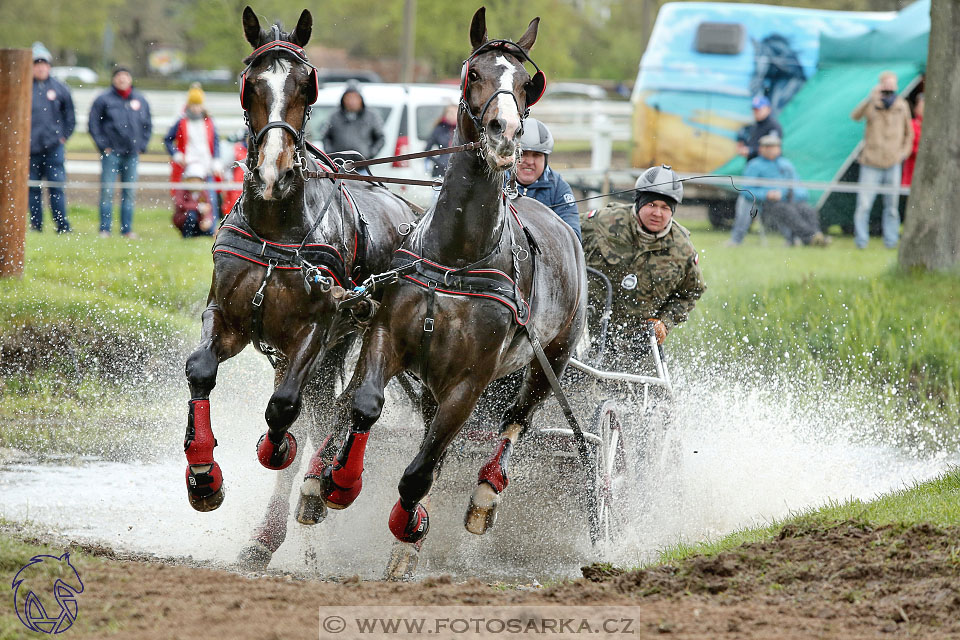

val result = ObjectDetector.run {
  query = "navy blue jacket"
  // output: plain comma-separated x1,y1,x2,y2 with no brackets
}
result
513,166,582,241
88,87,153,155
31,77,75,154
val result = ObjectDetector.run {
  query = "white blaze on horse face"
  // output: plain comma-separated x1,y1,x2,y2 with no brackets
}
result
494,55,521,142
258,60,292,199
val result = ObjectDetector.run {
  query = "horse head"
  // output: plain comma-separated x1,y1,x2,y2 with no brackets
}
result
459,7,544,173
240,6,317,201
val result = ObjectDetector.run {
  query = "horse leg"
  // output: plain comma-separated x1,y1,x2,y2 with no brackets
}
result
384,382,439,581
255,325,329,471
183,302,246,512
465,352,567,535
298,329,402,522
390,383,482,544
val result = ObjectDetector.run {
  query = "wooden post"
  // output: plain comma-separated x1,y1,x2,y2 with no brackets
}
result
0,49,31,278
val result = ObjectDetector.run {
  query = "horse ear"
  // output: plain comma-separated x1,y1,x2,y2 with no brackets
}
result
290,9,312,47
243,6,264,48
470,7,488,51
516,17,540,53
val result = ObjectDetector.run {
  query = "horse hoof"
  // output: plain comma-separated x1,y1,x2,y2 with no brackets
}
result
464,482,500,535
320,465,362,510
295,479,329,525
384,541,421,582
236,541,272,571
388,499,430,543
185,463,224,512
256,431,298,470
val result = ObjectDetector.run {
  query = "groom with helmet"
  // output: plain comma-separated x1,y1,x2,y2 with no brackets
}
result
581,165,705,360
513,118,581,241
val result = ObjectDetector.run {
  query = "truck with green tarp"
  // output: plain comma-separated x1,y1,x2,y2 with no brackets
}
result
631,0,928,230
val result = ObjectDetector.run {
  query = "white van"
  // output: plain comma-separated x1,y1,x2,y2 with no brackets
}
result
308,83,461,205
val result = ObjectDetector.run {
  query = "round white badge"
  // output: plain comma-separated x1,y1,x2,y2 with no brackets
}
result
46,89,57,101
621,274,638,290
130,99,141,111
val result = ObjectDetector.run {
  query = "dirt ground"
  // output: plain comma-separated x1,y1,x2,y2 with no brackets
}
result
18,519,959,639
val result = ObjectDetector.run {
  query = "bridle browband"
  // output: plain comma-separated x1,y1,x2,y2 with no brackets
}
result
459,39,546,142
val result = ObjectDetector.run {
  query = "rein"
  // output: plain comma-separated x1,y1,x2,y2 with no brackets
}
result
300,142,483,187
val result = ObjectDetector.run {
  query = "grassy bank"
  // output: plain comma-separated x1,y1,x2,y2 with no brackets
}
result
0,206,212,453
673,220,960,435
656,466,960,566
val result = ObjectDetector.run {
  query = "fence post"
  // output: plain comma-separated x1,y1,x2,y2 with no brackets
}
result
0,49,31,278
590,111,613,206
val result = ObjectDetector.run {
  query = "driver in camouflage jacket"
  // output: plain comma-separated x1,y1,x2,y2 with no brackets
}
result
581,165,705,355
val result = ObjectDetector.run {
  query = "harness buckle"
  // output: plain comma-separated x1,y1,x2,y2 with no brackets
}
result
424,317,434,332
252,290,264,307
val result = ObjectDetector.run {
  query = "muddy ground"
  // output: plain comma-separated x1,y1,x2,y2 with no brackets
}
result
14,519,959,639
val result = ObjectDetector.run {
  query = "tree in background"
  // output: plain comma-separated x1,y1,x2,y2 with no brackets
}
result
899,0,960,271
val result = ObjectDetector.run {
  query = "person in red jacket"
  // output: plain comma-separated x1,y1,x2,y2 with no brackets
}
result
221,128,248,217
173,168,215,238
163,84,221,195
901,93,923,187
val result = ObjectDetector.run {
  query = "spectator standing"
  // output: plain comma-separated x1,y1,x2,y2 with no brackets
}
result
736,95,783,161
727,134,828,247
164,84,221,195
88,66,153,239
319,82,385,159
423,103,458,179
901,93,924,187
29,42,75,234
850,71,913,249
510,118,581,241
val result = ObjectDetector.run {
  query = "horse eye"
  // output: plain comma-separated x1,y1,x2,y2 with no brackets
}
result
468,70,480,82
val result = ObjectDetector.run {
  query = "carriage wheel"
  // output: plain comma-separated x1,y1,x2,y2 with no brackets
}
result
589,399,627,546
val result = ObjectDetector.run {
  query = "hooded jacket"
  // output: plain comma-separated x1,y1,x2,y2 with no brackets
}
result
320,91,386,159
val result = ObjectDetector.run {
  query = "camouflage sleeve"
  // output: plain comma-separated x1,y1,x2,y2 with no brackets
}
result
659,251,706,331
579,211,602,263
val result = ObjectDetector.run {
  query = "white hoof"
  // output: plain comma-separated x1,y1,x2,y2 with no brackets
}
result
236,540,272,571
296,478,328,525
384,541,420,581
464,482,500,535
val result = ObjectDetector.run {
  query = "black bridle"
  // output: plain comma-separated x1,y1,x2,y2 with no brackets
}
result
459,39,546,140
239,26,318,162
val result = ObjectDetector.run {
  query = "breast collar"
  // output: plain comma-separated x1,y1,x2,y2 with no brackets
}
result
389,195,536,325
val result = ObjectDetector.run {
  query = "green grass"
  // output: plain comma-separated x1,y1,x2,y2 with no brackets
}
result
672,218,960,432
656,466,960,566
0,205,212,452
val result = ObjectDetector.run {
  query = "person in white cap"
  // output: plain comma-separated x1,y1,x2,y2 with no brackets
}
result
29,42,75,234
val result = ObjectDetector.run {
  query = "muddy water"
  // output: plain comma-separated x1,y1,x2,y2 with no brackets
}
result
1,350,955,582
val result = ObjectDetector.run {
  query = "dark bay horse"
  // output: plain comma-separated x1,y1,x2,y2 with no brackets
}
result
182,6,416,568
295,7,587,574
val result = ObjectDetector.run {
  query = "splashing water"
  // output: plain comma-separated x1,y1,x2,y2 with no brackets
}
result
0,348,955,581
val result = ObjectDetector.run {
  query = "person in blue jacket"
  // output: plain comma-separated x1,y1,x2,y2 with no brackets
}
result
727,134,828,247
88,66,153,239
511,118,581,242
29,42,75,234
